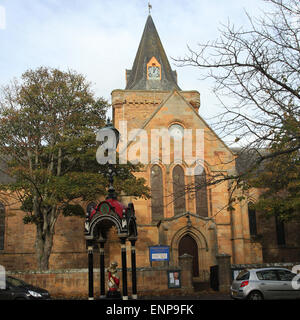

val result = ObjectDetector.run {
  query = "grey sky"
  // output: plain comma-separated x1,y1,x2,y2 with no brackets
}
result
0,0,269,123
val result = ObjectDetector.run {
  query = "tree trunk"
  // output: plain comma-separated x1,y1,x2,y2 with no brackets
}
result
35,224,54,271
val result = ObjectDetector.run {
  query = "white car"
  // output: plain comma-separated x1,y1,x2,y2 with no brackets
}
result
231,267,300,300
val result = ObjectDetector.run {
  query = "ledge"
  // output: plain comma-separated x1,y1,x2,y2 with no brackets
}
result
7,266,182,275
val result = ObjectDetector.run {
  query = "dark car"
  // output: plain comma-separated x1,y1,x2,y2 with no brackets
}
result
0,276,51,300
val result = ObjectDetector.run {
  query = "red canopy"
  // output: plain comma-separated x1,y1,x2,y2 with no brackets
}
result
90,199,126,220
106,198,126,219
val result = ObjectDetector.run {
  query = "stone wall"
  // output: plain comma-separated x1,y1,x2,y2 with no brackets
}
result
7,266,194,299
0,210,87,270
256,212,300,263
232,262,300,271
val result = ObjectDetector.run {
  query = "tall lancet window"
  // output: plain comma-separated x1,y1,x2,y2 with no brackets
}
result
248,202,257,236
0,203,5,250
275,215,285,246
151,165,164,221
195,166,208,217
173,165,186,216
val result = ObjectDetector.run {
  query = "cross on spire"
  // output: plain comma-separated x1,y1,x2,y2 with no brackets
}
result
148,2,152,15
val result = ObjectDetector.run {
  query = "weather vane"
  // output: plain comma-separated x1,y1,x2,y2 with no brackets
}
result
148,2,152,15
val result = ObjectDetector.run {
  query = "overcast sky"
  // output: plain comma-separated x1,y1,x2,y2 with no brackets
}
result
0,0,269,124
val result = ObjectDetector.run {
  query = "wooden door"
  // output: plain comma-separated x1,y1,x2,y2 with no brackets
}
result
178,234,199,277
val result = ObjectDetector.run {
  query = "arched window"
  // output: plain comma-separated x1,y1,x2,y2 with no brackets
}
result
150,165,164,221
172,165,186,216
0,203,5,250
195,166,208,217
275,215,285,246
248,202,257,236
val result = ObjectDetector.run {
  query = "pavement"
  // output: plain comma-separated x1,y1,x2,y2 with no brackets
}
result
53,292,232,300
52,290,232,300
141,292,232,300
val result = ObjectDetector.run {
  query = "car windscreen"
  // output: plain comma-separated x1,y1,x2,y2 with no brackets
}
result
7,277,27,287
236,270,250,281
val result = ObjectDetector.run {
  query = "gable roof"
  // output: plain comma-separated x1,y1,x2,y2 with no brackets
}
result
122,89,235,158
125,15,181,91
142,90,235,156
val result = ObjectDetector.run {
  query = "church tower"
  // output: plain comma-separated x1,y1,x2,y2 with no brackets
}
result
112,13,263,274
112,14,200,131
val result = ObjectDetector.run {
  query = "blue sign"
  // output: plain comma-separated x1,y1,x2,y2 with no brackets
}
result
149,245,170,262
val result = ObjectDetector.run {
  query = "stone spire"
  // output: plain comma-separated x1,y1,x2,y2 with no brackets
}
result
125,14,181,91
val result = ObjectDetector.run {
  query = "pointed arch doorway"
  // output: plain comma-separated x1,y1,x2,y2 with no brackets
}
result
178,234,199,277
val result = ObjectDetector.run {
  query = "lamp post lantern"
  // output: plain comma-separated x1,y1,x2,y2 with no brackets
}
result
97,118,120,199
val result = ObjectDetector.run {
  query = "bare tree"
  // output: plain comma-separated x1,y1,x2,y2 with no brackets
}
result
175,0,300,172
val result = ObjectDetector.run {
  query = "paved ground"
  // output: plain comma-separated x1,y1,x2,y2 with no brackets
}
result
54,292,232,300
141,292,232,300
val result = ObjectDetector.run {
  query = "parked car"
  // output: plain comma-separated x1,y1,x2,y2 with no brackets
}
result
231,267,300,300
0,276,51,300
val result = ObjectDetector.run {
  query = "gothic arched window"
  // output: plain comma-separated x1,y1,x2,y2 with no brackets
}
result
0,203,5,250
275,215,285,245
248,202,257,236
195,166,208,217
172,165,186,216
150,165,164,221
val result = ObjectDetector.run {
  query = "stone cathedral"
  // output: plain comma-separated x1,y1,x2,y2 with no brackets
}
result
1,13,299,277
111,13,263,280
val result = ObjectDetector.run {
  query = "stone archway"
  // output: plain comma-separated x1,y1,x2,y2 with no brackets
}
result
178,234,199,277
170,221,209,279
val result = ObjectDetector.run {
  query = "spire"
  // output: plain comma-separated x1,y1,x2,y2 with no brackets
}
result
125,15,181,91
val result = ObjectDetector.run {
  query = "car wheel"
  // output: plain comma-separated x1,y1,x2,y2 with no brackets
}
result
247,291,264,300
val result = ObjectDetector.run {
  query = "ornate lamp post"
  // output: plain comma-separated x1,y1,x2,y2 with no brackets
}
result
85,118,137,300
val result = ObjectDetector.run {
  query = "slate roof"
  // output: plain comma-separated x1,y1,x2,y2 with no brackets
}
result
231,148,269,175
0,159,15,184
125,14,181,91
